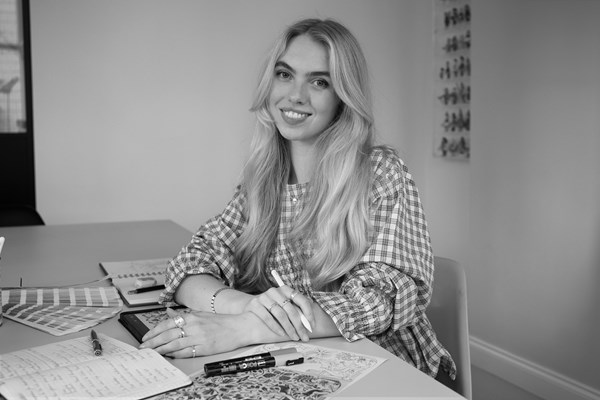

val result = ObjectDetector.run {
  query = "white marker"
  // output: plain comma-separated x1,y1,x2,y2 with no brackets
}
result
270,269,313,333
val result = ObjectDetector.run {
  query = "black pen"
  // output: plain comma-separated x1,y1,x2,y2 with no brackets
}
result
90,329,102,356
127,284,165,294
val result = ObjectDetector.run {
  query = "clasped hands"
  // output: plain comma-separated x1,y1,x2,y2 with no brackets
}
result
139,285,314,358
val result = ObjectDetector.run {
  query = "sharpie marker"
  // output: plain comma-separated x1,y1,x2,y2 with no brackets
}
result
204,348,303,377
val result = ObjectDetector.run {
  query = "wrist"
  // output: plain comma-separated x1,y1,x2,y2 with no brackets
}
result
234,312,262,347
214,289,252,314
239,311,287,346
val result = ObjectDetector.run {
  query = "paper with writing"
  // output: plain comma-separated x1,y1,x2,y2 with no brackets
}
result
0,334,191,400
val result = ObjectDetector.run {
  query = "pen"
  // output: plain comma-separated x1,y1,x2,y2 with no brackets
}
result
127,284,165,294
204,348,304,377
270,270,313,333
90,329,102,356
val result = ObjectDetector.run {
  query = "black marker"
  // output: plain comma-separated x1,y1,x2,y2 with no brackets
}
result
204,348,303,377
127,284,165,294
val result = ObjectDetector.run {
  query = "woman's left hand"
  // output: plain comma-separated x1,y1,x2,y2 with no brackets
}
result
139,308,248,358
243,286,314,342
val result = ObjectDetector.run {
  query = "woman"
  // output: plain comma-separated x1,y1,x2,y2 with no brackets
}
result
140,18,456,379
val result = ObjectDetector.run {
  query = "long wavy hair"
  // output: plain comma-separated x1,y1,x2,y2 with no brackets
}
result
235,18,376,292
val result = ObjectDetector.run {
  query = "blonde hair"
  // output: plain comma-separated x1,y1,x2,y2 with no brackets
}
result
235,18,376,291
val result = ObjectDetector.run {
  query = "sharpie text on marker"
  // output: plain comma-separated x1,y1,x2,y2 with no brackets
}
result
204,348,303,377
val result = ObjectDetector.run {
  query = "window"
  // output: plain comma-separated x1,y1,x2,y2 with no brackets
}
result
1,0,28,133
0,0,36,207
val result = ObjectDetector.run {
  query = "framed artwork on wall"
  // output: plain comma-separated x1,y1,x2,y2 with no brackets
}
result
433,0,471,160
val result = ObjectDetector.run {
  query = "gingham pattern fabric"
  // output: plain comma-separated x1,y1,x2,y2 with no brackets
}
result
159,148,456,379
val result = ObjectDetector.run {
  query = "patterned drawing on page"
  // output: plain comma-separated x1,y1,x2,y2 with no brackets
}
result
152,368,341,400
242,342,385,383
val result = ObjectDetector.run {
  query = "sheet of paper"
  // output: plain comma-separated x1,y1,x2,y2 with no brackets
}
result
0,334,136,380
151,342,385,400
236,342,386,392
0,335,191,400
152,367,342,400
1,287,123,335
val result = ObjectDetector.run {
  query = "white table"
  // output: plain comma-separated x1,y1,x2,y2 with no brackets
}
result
0,220,463,399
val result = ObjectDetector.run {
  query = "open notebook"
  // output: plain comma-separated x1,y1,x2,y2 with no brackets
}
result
100,258,170,306
0,334,191,400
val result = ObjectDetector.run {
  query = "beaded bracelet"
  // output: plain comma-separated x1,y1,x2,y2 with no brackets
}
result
210,287,232,314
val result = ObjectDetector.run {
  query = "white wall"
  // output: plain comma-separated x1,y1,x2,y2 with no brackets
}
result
30,0,430,233
30,0,600,398
425,0,600,398
467,0,600,394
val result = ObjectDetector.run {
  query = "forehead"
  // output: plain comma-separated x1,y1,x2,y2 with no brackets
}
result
278,34,330,72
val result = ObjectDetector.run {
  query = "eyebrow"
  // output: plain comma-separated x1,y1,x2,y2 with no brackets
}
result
275,61,331,78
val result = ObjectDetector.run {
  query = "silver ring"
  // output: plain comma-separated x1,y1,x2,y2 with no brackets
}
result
192,345,196,358
290,290,299,300
281,299,291,307
268,303,279,313
173,315,186,328
179,328,186,338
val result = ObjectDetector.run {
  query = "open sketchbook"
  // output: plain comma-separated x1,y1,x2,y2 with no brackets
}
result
0,334,191,400
100,258,170,306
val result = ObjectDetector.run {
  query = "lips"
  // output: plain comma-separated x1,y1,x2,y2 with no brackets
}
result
281,109,311,125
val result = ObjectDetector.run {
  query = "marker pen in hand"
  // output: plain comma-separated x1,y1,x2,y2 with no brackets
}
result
270,270,313,333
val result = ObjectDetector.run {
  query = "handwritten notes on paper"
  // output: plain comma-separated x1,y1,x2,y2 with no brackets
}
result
1,287,123,335
0,334,191,400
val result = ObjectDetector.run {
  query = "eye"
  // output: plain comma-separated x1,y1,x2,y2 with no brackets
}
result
313,78,330,89
275,69,292,80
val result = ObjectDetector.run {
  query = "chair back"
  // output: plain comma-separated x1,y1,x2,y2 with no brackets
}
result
428,256,472,399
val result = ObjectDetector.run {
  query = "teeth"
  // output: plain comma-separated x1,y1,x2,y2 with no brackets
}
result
284,110,308,120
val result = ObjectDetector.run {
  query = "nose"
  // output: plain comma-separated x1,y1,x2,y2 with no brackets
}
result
288,81,307,105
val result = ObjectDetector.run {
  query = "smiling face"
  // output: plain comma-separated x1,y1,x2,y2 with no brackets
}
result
269,34,341,149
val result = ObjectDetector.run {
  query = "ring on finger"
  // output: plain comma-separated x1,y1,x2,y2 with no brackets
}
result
290,290,298,300
179,328,186,338
268,303,279,313
173,315,186,328
281,298,291,307
191,345,196,358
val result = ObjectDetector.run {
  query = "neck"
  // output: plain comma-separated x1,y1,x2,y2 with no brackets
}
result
287,141,316,184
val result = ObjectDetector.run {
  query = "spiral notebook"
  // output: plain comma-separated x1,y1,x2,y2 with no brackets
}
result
100,258,170,306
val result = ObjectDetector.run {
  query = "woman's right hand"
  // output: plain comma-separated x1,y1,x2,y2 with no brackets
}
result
243,286,314,342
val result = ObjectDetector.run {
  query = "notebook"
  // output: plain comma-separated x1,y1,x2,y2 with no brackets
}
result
0,334,191,400
100,258,170,306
